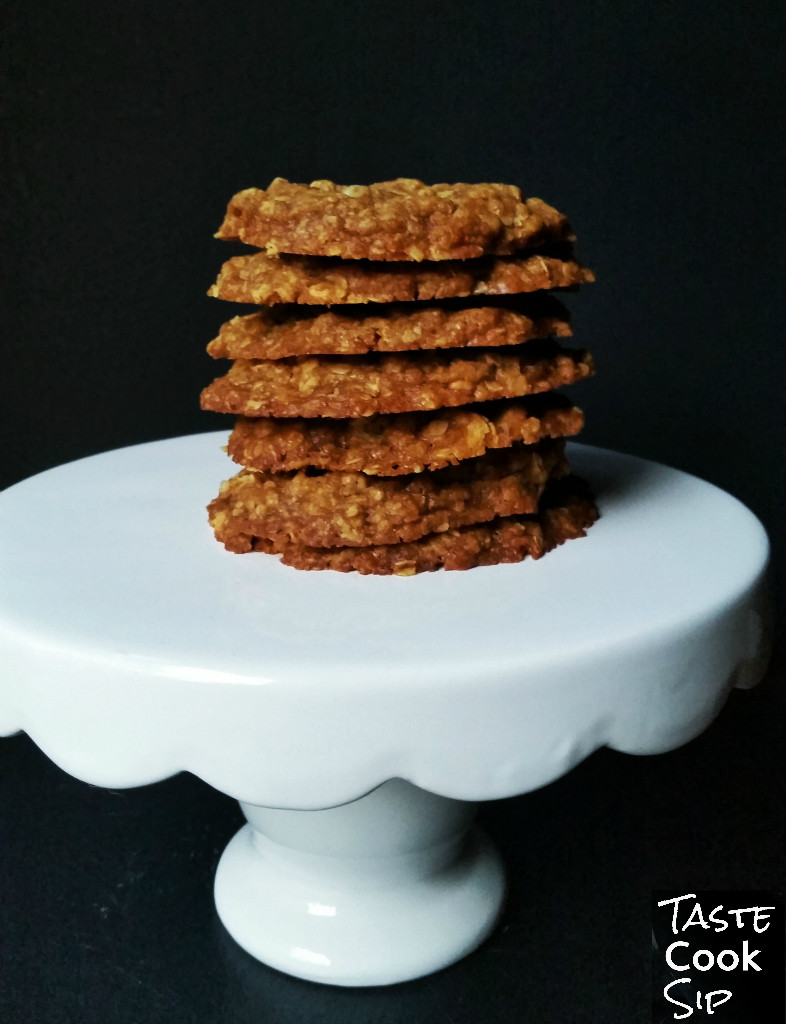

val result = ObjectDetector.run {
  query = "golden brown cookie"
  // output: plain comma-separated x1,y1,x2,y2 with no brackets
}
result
208,441,567,550
215,178,574,261
226,394,584,476
223,477,599,574
207,296,572,360
200,342,594,419
208,252,594,306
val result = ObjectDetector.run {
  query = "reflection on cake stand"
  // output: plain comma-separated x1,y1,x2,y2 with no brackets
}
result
0,434,770,985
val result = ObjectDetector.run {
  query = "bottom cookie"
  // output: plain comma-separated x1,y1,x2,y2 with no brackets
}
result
233,478,598,575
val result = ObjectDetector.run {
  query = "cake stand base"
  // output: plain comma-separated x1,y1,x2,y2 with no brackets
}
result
214,779,505,985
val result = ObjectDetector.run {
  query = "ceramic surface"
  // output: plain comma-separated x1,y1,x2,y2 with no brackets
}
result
0,434,771,808
215,778,505,985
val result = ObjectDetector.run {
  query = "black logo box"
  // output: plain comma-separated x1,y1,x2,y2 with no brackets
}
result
651,891,784,1022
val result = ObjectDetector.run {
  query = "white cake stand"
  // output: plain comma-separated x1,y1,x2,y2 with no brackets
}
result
0,434,770,986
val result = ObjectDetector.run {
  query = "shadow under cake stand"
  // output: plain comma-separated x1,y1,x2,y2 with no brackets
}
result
0,434,770,986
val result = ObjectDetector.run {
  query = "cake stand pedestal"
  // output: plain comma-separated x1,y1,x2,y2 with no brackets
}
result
0,435,770,986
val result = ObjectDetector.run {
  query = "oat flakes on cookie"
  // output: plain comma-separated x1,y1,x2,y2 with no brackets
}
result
226,395,584,476
207,295,572,361
209,440,567,551
215,178,574,261
200,343,594,419
235,478,599,575
208,251,594,306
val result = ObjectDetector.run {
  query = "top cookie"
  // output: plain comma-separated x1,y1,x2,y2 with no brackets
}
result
215,178,574,261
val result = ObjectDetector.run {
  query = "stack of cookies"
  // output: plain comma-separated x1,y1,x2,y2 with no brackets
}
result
201,178,598,574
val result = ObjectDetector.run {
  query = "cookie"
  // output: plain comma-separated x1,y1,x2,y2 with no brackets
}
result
200,342,594,419
215,178,574,261
208,251,594,306
224,477,599,574
207,295,572,361
226,394,584,476
208,440,567,550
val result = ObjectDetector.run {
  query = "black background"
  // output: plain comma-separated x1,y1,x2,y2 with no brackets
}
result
2,2,784,1022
